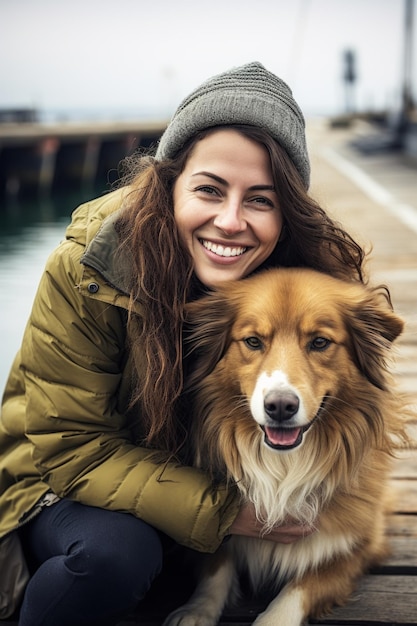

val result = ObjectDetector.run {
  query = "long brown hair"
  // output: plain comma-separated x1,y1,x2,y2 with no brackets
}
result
116,125,367,451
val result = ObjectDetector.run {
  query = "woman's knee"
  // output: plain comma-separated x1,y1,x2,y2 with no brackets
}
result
19,511,165,625
22,501,165,612
66,513,164,599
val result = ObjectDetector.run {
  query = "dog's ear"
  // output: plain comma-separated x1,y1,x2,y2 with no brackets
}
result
345,286,404,390
184,292,236,391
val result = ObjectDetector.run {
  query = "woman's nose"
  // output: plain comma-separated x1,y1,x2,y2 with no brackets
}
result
213,199,246,234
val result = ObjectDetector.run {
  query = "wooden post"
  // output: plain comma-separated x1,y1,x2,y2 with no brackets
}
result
81,136,101,188
38,137,60,195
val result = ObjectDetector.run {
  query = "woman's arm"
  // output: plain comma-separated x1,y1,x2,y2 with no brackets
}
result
20,239,239,553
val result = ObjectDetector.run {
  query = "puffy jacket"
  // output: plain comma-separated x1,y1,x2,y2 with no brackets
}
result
0,187,239,553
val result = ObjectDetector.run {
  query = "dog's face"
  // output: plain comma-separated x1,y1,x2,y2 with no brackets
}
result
185,268,403,452
235,292,345,451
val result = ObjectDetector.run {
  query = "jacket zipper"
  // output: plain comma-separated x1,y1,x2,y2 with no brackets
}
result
16,491,60,531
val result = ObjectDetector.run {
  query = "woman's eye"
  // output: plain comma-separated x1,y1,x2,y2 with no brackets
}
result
309,337,331,351
248,196,275,209
244,336,263,350
196,185,218,196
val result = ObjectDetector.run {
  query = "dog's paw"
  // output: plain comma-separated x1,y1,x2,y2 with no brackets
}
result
253,617,300,626
162,606,217,626
253,614,305,626
252,585,306,626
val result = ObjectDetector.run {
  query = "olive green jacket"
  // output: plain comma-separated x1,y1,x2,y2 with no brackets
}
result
0,187,239,552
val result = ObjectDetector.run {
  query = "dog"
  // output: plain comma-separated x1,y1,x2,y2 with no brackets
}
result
163,267,409,626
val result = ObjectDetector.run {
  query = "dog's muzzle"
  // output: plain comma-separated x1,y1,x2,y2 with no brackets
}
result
260,393,327,451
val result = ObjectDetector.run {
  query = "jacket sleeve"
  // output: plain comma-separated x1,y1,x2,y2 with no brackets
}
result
20,239,240,553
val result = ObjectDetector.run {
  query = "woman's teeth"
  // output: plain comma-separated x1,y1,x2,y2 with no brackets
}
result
201,240,247,257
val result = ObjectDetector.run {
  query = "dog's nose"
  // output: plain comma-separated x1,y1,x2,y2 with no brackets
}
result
264,391,299,422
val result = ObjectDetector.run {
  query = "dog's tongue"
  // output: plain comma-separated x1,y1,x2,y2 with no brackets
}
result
265,427,301,447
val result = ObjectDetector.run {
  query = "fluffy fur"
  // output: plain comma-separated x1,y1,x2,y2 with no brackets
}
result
164,268,409,626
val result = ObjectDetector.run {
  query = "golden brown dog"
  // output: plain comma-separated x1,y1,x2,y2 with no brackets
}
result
164,268,409,626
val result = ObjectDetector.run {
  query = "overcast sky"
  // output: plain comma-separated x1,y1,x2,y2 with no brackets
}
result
0,0,414,120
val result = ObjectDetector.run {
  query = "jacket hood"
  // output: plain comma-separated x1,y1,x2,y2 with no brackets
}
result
66,186,133,295
66,186,129,247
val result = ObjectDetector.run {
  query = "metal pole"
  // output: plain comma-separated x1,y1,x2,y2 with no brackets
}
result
403,0,414,117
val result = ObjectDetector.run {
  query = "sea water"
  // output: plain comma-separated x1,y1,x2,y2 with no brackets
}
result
0,189,100,392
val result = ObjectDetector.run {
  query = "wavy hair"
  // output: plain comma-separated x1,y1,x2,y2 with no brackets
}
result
115,125,367,451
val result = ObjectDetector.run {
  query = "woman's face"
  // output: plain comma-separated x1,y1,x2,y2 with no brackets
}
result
173,128,283,288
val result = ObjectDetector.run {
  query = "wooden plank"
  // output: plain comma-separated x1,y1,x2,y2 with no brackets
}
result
315,575,417,624
387,513,417,536
380,536,417,571
391,452,417,477
390,478,417,512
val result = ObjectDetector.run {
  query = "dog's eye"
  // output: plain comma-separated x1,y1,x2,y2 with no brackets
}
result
310,336,331,351
244,336,263,350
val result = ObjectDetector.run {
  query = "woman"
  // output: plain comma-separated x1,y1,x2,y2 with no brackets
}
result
0,62,365,625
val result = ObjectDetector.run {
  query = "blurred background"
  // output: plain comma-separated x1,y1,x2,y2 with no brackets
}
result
0,0,416,391
1,0,415,120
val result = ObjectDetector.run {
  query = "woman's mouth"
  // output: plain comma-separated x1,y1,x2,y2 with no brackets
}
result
200,239,247,258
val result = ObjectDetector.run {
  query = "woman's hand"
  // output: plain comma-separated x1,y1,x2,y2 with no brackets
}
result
228,502,316,544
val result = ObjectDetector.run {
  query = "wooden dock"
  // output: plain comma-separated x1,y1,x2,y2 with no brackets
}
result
0,119,167,197
306,119,417,624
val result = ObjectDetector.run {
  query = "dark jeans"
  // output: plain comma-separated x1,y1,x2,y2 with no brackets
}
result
18,499,166,626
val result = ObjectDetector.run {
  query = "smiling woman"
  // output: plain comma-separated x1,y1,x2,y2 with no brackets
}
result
172,128,283,288
0,62,367,626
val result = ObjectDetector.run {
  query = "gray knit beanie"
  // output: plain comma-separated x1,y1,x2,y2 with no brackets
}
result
155,61,310,188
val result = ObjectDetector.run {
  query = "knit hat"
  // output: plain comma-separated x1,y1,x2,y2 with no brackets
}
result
155,61,310,188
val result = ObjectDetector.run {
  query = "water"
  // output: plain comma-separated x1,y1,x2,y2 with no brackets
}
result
0,189,99,393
